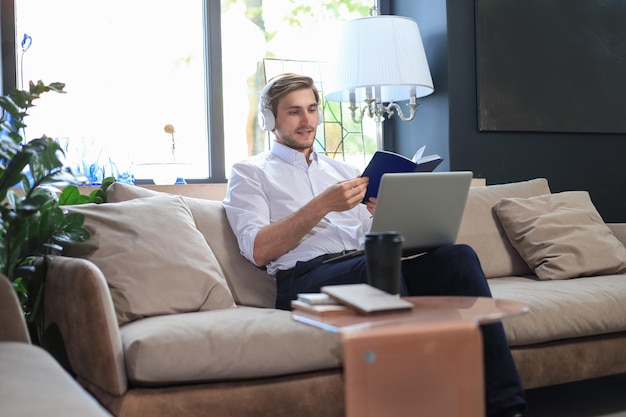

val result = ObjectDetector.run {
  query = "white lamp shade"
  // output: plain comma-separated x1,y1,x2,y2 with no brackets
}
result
325,15,434,103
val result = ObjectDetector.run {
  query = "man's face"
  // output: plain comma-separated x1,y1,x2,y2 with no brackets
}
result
273,88,319,152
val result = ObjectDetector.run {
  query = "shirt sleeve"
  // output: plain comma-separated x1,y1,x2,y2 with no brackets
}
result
222,161,270,266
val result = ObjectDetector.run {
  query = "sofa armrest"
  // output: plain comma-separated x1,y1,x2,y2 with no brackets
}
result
0,343,113,417
608,223,626,247
42,256,128,397
0,275,30,343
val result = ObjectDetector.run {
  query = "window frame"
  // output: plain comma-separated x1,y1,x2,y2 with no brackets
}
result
1,0,17,96
202,0,226,183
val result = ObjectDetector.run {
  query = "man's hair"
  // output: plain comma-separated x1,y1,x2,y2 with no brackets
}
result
264,73,320,117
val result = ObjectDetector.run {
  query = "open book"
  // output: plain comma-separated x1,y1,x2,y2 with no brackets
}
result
361,145,443,203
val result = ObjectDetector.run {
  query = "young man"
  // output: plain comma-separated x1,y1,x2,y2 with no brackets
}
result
223,73,527,417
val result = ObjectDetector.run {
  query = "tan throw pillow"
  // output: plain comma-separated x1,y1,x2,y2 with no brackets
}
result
107,182,277,308
63,195,236,325
456,178,551,278
106,181,160,200
495,191,626,280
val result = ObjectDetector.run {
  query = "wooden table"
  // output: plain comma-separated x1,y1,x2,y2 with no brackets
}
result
292,296,528,417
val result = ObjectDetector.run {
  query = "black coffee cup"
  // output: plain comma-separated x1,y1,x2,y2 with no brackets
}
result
364,231,405,295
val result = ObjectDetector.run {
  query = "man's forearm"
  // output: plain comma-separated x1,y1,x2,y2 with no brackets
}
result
253,200,327,266
252,177,368,266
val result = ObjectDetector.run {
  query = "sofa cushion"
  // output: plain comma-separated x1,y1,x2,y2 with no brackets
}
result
64,195,236,325
120,306,341,384
106,182,276,308
495,191,626,280
489,275,626,346
456,178,551,278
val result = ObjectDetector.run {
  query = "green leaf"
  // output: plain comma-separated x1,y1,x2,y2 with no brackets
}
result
63,212,86,228
47,82,66,93
45,169,88,187
18,190,56,215
101,176,116,190
0,96,21,119
53,212,90,245
58,185,81,205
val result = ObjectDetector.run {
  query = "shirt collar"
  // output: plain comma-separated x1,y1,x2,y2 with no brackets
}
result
271,141,318,169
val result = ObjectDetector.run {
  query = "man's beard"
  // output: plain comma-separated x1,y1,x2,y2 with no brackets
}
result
274,127,316,150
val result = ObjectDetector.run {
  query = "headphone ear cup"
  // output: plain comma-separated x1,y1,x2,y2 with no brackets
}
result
258,76,281,131
258,108,275,131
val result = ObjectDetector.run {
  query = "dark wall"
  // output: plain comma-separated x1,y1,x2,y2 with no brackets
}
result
447,0,626,222
386,0,450,171
392,0,626,222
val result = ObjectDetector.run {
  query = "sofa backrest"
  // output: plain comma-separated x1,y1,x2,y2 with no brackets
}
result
182,198,277,307
106,183,276,308
105,179,552,306
456,178,551,279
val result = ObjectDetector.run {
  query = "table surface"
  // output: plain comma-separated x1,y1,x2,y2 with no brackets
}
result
291,296,529,333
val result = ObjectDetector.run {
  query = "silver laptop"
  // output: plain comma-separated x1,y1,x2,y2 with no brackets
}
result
371,171,473,254
324,171,473,263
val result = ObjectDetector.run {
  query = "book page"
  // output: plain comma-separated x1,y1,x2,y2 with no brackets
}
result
412,145,426,162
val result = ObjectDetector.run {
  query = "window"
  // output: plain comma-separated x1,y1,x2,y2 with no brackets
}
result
14,0,210,183
221,1,379,175
6,0,377,184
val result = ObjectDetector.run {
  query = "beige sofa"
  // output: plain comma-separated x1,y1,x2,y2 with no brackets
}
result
38,178,626,417
0,274,112,417
455,178,626,389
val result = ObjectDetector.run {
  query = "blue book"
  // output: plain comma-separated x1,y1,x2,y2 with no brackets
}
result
361,149,443,203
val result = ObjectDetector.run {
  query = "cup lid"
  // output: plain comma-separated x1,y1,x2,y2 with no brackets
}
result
365,231,405,243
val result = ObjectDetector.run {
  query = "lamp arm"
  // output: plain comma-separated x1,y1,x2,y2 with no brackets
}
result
383,100,418,122
349,98,379,124
348,97,420,123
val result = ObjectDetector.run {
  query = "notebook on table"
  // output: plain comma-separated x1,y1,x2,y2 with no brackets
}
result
324,171,473,263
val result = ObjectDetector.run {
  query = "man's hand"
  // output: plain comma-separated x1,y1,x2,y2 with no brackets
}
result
317,177,369,212
365,196,376,216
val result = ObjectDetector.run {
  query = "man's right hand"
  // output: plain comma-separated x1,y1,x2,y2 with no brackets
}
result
317,177,369,212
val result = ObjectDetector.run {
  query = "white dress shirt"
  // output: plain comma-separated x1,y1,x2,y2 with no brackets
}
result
223,141,373,277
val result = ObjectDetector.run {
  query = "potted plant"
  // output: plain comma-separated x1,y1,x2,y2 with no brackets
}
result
0,80,111,324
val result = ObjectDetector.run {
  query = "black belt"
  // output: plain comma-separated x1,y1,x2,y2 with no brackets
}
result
275,250,358,283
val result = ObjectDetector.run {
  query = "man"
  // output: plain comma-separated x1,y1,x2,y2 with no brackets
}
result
223,73,527,417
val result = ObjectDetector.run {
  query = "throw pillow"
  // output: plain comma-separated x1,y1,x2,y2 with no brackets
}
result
106,182,159,200
106,182,277,308
63,195,236,325
456,178,551,278
495,191,626,280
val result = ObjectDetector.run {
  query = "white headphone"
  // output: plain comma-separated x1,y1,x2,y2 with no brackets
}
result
257,75,324,131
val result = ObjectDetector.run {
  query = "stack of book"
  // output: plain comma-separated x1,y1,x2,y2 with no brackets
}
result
291,284,414,317
291,293,351,317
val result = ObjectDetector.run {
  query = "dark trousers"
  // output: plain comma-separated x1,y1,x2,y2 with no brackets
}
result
275,244,526,417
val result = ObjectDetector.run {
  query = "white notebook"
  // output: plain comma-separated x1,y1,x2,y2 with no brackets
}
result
321,284,414,314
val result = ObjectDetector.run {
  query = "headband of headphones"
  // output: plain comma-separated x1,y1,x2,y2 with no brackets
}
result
257,75,323,131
